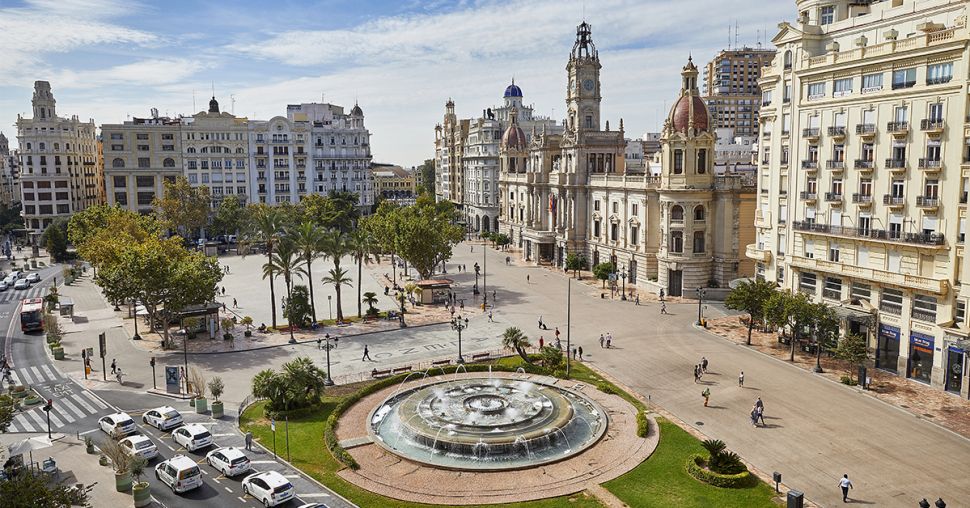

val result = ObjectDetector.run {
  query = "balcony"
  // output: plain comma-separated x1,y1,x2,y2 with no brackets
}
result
754,210,772,228
854,159,875,172
826,160,845,171
920,119,945,133
883,194,905,208
887,121,909,136
827,126,847,139
788,255,948,295
801,160,819,171
792,220,946,248
824,192,843,203
855,124,876,137
745,243,772,263
916,196,940,210
918,158,942,172
802,128,820,140
800,191,818,202
885,159,907,174
852,193,873,205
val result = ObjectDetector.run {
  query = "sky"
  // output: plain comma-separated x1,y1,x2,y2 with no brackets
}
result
0,0,793,166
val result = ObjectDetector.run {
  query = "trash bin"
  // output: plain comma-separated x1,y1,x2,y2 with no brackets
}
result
786,490,804,508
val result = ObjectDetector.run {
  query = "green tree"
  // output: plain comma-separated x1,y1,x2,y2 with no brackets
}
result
764,291,813,361
539,346,563,370
0,203,24,234
386,196,464,279
592,262,616,288
266,237,302,342
833,333,868,382
249,207,282,328
0,471,90,507
251,357,327,412
152,175,211,237
69,205,162,271
362,291,379,316
284,285,312,328
725,279,777,345
251,369,287,410
321,266,353,322
321,230,352,318
349,228,376,318
565,252,586,279
211,195,247,237
0,394,16,432
501,327,532,364
41,218,69,261
418,158,435,196
291,221,325,322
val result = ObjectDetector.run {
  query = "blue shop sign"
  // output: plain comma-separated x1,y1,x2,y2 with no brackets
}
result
879,324,900,340
910,333,934,349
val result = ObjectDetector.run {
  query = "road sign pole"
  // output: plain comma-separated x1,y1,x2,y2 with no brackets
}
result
99,332,107,381
285,416,290,462
271,419,277,460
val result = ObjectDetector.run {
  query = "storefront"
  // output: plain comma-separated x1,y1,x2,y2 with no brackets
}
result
945,344,965,395
908,333,934,384
876,324,900,373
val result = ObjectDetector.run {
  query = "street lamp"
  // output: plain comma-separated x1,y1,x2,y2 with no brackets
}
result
327,295,332,322
813,327,824,373
695,288,706,326
620,265,628,301
323,333,334,386
473,262,480,295
451,315,469,363
482,248,487,309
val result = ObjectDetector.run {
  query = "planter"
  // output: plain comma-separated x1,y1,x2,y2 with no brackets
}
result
52,347,65,360
22,395,42,406
211,401,224,419
244,330,252,337
115,470,132,492
132,482,151,507
195,397,208,414
86,443,95,454
12,387,28,399
99,455,109,467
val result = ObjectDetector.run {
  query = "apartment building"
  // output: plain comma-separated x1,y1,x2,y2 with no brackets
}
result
753,0,970,395
703,47,776,137
372,164,416,203
102,110,182,213
0,132,20,207
182,97,251,208
16,81,104,232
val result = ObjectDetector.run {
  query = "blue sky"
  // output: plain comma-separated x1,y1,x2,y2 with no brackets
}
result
0,0,792,165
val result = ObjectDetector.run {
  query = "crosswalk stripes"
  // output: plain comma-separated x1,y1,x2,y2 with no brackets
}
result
58,397,86,419
0,285,45,305
18,368,33,385
79,391,108,410
5,388,109,433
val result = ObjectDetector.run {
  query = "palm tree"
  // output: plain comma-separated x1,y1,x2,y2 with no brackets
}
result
292,221,325,323
250,208,282,328
321,266,353,322
362,291,378,316
501,327,532,364
265,237,302,343
349,228,376,318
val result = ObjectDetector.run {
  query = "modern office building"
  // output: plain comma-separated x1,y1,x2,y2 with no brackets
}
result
753,0,970,394
702,47,776,137
16,81,104,232
102,110,182,213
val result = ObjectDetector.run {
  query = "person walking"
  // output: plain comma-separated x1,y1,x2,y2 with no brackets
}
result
555,337,562,351
696,364,703,381
362,345,372,362
755,397,764,410
554,327,561,341
738,370,745,387
571,347,577,360
659,288,665,301
599,334,605,348
701,387,710,407
701,357,709,373
233,298,238,308
693,365,700,383
526,274,530,284
635,294,640,306
487,311,493,322
538,336,544,349
116,368,124,384
577,346,584,360
222,286,226,296
750,406,759,427
660,302,668,314
110,359,117,375
245,431,253,451
538,316,544,329
838,474,853,502
756,405,765,426
317,338,323,350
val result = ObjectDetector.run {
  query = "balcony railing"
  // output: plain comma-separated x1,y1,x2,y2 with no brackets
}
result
883,194,905,206
916,196,939,208
792,220,945,246
920,119,945,131
852,193,872,204
855,124,876,135
885,159,906,169
800,191,818,200
826,160,845,170
802,128,820,138
824,192,843,202
854,159,874,170
827,126,847,137
880,301,903,315
918,158,942,170
887,121,909,134
789,255,948,295
801,160,819,170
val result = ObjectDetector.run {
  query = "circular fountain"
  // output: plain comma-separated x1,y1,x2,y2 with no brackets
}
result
368,377,607,470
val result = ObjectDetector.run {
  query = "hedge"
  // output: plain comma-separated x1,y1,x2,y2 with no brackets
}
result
685,453,752,488
636,410,649,438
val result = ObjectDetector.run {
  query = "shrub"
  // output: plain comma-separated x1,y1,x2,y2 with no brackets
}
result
840,375,858,386
701,439,747,474
636,410,649,438
596,382,616,394
686,453,752,488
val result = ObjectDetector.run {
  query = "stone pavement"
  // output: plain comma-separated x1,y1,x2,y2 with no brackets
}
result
443,243,970,507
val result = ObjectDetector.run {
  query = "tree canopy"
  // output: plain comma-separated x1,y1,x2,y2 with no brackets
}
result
152,175,211,236
368,195,463,280
211,195,248,237
725,279,777,345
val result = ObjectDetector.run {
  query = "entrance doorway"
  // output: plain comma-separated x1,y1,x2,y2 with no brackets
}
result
945,348,964,394
876,324,900,373
668,269,683,297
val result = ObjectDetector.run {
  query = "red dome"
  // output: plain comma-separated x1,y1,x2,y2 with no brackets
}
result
671,95,710,132
501,124,528,150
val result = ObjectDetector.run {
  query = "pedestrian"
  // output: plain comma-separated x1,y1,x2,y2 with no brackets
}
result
701,387,710,407
233,298,238,308
245,431,253,450
538,316,544,329
555,337,562,350
471,245,474,252
538,336,544,349
222,302,227,311
555,327,560,340
488,311,493,322
110,359,117,375
701,356,708,373
696,364,703,381
599,334,605,348
606,335,612,349
750,406,759,427
333,335,338,349
838,474,853,502
222,286,226,295
460,301,464,311
506,256,510,265
578,346,583,360
317,338,323,350
116,368,124,384
693,365,699,383
659,288,665,301
571,347,577,359
635,294,640,305
756,405,765,426
755,397,763,410
738,370,744,387
362,345,372,362
492,290,496,302
526,274,530,284
660,302,667,314
226,265,230,274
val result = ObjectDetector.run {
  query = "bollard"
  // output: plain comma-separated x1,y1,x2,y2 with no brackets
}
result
786,490,804,508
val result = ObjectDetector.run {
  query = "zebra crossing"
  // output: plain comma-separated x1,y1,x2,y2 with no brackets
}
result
5,364,109,433
0,284,46,305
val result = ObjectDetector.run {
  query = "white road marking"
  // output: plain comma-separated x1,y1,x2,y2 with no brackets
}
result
237,497,247,503
49,406,74,424
298,493,332,497
212,433,233,437
58,397,87,419
79,391,108,409
26,409,47,429
71,393,96,414
18,368,33,385
224,487,233,493
79,428,101,436
250,460,275,464
40,365,57,381
283,474,299,478
163,442,175,451
47,410,65,428
29,366,43,382
10,415,31,432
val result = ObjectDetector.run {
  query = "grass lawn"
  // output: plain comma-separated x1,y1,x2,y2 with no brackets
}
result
603,418,779,508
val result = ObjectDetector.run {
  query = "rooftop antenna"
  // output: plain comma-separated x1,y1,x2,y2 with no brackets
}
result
192,90,196,112
230,94,236,115
728,24,731,50
211,81,215,98
735,20,739,50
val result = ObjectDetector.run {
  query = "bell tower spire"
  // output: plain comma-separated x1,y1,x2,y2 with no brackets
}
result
566,21,602,133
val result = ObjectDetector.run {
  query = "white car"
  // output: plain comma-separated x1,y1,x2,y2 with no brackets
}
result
205,446,251,476
120,434,158,460
0,282,7,292
26,273,40,284
2,276,14,286
155,454,203,493
13,279,29,290
99,412,136,438
172,423,212,452
242,470,295,507
142,406,183,431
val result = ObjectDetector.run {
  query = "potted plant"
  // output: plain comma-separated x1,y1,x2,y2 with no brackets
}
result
208,377,224,419
101,439,132,492
220,317,235,340
52,344,65,360
98,454,109,467
241,316,253,337
130,456,151,507
84,436,95,454
190,368,207,413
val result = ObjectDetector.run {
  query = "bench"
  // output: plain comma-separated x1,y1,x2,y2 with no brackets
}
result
471,353,491,363
431,359,452,366
391,365,413,375
371,369,392,379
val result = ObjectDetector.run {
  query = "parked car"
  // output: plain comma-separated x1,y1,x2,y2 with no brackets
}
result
120,434,158,460
142,406,183,431
205,447,251,476
13,279,29,290
99,412,136,438
242,470,295,507
26,273,40,284
172,423,212,452
155,454,203,493
0,282,8,292
2,276,14,286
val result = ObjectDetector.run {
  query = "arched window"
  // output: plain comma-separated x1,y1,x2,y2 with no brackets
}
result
671,205,684,221
236,147,244,154
784,50,792,69
187,147,196,153
694,206,705,222
693,231,706,253
39,142,45,151
112,158,125,168
163,158,175,168
670,231,684,253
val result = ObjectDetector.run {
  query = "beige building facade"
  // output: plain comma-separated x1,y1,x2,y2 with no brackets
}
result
753,0,970,394
102,111,182,214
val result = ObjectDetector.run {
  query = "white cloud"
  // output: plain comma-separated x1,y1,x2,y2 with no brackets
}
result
52,59,207,89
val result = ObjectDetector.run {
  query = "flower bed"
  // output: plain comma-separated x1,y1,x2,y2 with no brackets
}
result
685,453,752,488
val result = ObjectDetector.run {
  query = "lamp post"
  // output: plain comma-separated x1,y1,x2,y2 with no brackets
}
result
620,265,628,301
451,315,469,363
695,288,706,326
323,333,334,386
813,326,824,373
327,295,332,322
482,248,487,309
473,262,480,295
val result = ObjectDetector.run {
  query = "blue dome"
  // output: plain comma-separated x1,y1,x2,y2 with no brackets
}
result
504,82,523,98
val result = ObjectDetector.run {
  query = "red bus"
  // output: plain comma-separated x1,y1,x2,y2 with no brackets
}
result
20,298,44,333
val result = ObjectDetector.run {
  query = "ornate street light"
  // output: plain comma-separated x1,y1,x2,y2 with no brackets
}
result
696,288,707,326
451,315,469,364
323,333,335,386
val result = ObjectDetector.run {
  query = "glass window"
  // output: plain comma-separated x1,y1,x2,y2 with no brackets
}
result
833,78,852,96
823,276,842,299
861,73,883,92
807,82,826,99
912,294,937,322
693,231,705,253
851,282,871,303
927,62,953,85
670,231,683,253
671,205,684,221
892,68,916,89
880,288,903,315
799,272,817,294
820,5,835,24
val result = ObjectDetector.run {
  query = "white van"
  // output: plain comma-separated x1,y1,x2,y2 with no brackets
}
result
155,454,203,493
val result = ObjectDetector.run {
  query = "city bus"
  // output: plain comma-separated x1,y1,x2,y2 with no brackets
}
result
20,298,44,333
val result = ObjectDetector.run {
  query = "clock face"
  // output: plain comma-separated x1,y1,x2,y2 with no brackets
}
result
583,79,594,91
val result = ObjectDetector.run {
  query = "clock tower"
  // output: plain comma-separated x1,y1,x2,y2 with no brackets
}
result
566,21,601,133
